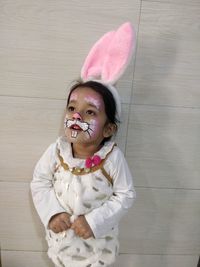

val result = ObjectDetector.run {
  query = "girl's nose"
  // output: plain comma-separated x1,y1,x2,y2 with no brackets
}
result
73,112,82,121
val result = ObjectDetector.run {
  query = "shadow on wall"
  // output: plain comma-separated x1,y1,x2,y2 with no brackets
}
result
124,31,196,254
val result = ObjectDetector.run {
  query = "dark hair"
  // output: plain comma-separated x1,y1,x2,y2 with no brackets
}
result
67,80,119,142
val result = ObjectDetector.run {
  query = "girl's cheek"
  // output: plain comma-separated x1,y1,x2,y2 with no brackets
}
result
88,119,101,137
65,112,73,121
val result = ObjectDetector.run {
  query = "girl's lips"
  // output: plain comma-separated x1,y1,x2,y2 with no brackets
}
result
70,124,82,131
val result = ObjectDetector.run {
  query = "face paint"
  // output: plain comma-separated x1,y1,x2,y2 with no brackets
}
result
65,86,109,146
65,119,90,131
64,118,93,139
71,130,78,138
85,119,98,138
84,95,102,110
69,92,78,102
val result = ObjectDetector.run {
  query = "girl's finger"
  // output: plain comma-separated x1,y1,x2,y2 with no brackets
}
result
52,226,59,233
59,220,69,231
63,219,71,228
83,231,90,239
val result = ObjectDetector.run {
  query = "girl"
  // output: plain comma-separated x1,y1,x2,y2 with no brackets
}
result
31,22,136,267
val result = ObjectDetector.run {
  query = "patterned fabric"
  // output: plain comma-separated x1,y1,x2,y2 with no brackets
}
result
31,136,135,267
46,137,119,267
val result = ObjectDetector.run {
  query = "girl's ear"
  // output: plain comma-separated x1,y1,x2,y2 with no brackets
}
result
103,123,117,138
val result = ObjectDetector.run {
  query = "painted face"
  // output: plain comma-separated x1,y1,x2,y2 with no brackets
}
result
64,86,109,145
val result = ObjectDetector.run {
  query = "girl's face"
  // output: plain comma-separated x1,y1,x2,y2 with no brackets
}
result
64,86,114,146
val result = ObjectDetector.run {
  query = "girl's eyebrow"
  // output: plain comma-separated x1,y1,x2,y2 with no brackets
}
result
84,96,101,110
68,98,101,110
87,102,100,110
68,99,76,104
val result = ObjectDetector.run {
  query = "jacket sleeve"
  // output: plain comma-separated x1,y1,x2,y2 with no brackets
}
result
30,143,66,228
85,147,136,238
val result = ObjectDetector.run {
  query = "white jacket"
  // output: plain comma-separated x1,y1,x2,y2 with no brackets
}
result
31,136,136,266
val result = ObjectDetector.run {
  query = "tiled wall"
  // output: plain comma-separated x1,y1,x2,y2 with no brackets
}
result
0,1,200,266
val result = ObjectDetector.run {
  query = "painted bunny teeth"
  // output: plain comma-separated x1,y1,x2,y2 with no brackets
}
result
71,130,78,138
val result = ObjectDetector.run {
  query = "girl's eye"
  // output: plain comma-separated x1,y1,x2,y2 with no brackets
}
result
67,106,75,112
86,110,96,116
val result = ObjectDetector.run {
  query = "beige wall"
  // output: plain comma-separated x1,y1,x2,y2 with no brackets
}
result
0,0,200,266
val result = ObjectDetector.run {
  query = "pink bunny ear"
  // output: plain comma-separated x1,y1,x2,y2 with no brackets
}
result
80,22,135,120
102,22,135,84
81,30,115,81
81,22,135,84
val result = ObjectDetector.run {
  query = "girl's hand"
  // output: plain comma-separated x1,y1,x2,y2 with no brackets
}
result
71,215,94,239
48,212,71,233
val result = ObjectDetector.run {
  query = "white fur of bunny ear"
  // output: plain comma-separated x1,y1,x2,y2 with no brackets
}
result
102,22,135,84
81,31,115,81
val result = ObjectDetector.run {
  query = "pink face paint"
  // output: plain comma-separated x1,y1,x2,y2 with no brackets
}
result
84,95,102,110
73,112,82,120
69,92,78,102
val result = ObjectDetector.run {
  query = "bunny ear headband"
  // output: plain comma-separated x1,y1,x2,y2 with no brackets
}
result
81,22,136,120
